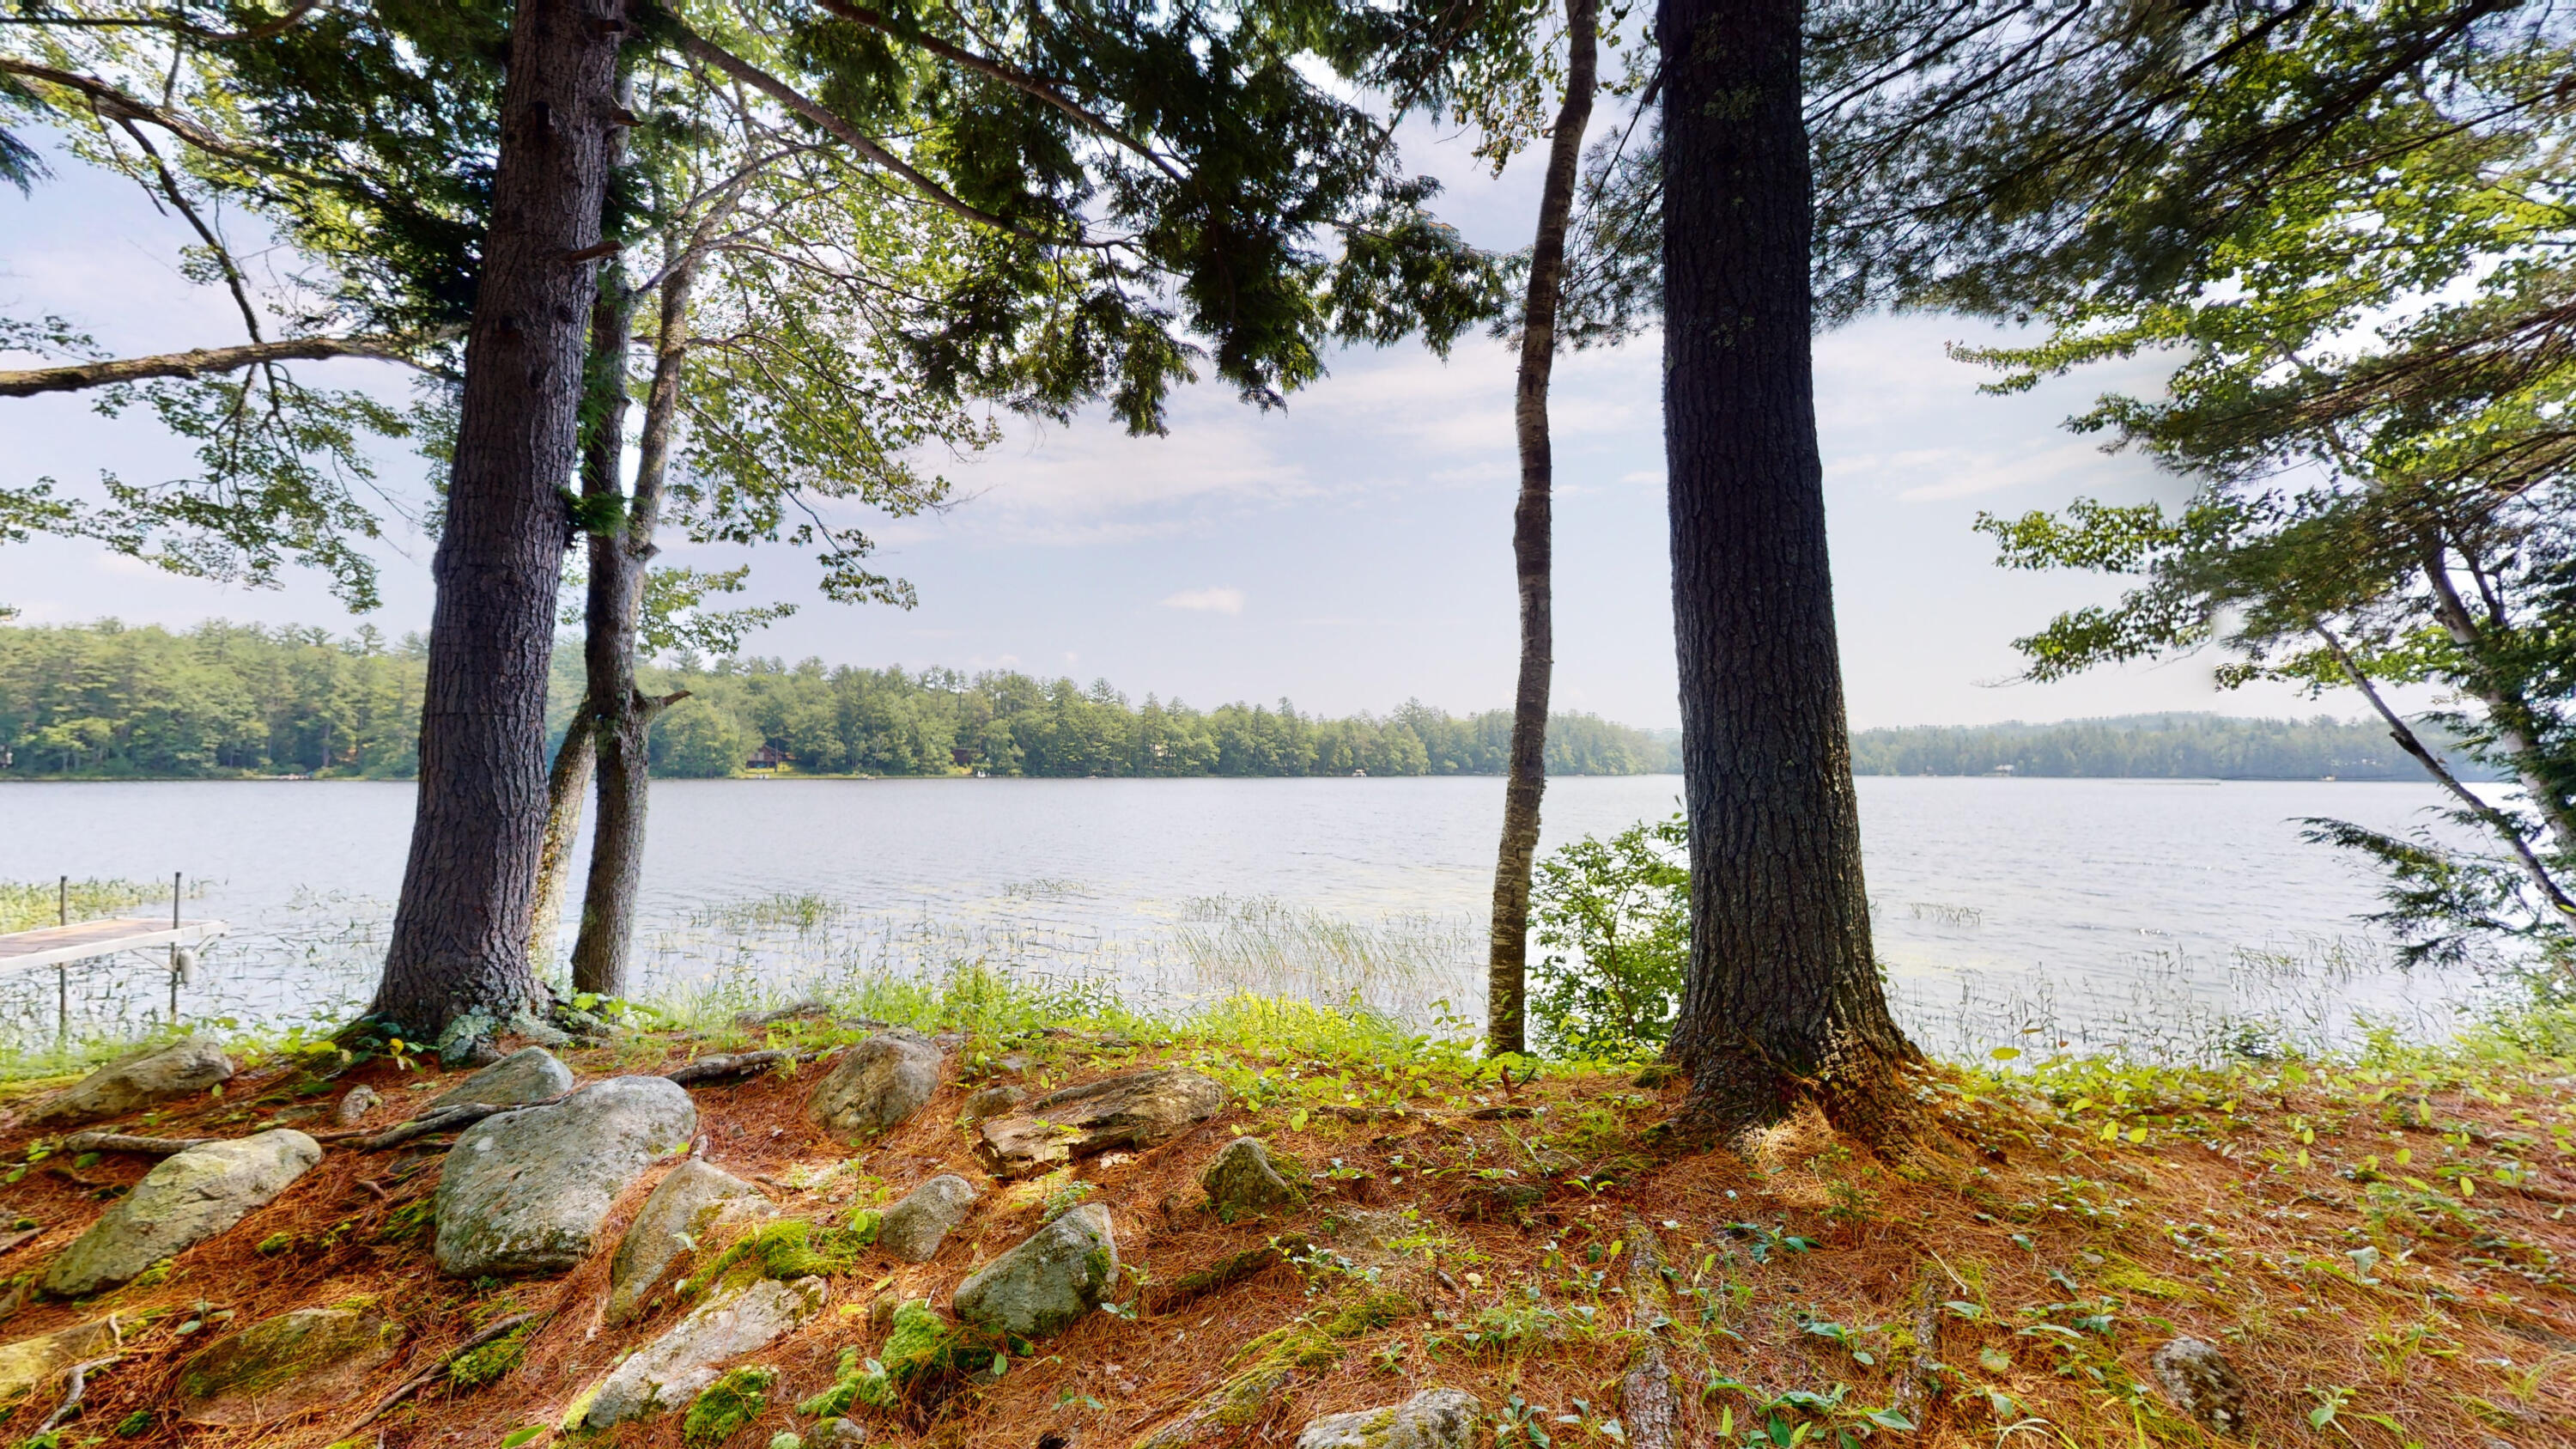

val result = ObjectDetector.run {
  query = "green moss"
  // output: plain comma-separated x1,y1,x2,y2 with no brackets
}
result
1323,1290,1414,1339
697,1220,869,1292
683,1366,777,1448
254,1232,293,1257
447,1324,531,1389
1226,1323,1340,1373
114,1409,153,1437
798,1300,1002,1415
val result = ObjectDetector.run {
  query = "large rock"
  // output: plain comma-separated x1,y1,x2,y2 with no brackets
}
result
607,1160,773,1325
1296,1389,1482,1449
0,1318,121,1408
877,1174,979,1263
42,1130,321,1296
174,1300,405,1426
430,1045,574,1111
27,1036,235,1127
1202,1137,1302,1218
976,1069,1223,1178
952,1203,1116,1339
434,1075,698,1277
810,1031,944,1140
2149,1336,2247,1436
580,1275,827,1428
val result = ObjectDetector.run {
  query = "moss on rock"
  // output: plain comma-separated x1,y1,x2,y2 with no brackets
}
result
683,1365,777,1447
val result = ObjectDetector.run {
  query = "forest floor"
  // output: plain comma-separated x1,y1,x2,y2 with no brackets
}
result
0,995,2571,1449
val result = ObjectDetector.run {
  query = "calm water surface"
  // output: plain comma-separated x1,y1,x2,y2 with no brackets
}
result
0,776,2493,1058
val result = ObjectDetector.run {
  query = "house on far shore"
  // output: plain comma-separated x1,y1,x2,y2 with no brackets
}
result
744,745,788,773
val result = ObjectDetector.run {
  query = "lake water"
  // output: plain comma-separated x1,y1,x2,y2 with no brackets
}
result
0,776,2501,1062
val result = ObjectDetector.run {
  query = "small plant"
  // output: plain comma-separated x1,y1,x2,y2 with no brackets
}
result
1527,815,1689,1060
1038,1172,1096,1223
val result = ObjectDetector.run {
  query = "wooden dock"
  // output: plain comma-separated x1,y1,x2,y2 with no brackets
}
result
0,917,228,972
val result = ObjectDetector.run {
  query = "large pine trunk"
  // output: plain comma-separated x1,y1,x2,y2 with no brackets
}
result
1485,0,1599,1058
568,260,696,997
370,0,625,1043
1656,0,1917,1138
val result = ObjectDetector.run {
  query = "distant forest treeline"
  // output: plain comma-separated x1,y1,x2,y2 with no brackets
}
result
0,621,1669,779
0,622,2481,783
1848,714,2494,781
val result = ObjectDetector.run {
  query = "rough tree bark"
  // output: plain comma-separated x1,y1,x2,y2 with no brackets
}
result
369,0,626,1043
1656,0,1917,1139
568,259,697,997
1486,0,1599,1058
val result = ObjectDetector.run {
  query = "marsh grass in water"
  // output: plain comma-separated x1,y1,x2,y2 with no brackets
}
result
0,874,2503,1081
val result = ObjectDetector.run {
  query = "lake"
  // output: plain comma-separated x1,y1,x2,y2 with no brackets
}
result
0,776,2500,1061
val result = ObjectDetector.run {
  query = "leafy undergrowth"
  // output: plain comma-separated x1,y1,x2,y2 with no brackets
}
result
0,998,2567,1449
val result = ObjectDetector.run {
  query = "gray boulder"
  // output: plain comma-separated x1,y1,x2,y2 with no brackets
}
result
334,1084,382,1127
0,1317,121,1408
877,1174,979,1263
961,1085,1025,1120
952,1202,1116,1339
2148,1337,2247,1436
430,1045,574,1111
607,1159,773,1325
1297,1390,1483,1449
27,1035,235,1127
173,1299,405,1425
1202,1136,1302,1218
42,1130,321,1296
810,1031,944,1139
434,1075,698,1277
977,1069,1224,1178
580,1274,827,1427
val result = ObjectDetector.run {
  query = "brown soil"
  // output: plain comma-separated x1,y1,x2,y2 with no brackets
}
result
0,1029,2570,1449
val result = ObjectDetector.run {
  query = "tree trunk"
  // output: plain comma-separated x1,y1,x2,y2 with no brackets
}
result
1486,0,1599,1059
369,0,625,1044
1656,0,1917,1140
529,719,597,971
530,275,635,972
568,259,696,997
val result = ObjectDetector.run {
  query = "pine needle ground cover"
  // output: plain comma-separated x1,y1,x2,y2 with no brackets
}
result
0,997,2567,1448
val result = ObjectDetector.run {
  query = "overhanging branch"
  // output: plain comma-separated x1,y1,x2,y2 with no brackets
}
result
0,335,428,398
670,26,1084,248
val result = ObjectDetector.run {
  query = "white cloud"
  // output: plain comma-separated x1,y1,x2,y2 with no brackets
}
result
1160,587,1246,615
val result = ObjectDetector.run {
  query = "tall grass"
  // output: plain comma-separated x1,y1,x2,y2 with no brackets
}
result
0,876,2506,1081
0,876,200,934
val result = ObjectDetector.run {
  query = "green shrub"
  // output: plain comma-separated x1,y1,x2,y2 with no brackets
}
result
1528,814,1689,1059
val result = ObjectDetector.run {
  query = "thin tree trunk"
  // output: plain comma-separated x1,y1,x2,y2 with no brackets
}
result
568,259,696,997
1656,0,1917,1141
529,276,634,971
370,0,625,1044
2415,539,2576,859
529,721,596,971
1486,0,1599,1059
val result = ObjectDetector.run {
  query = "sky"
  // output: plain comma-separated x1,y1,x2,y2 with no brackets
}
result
0,108,2338,732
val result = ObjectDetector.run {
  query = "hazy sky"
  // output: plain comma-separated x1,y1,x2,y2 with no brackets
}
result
2,108,2334,731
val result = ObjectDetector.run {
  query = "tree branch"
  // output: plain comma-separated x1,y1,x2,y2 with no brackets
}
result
810,0,1186,183
2312,618,2576,920
668,26,1083,247
0,59,273,170
0,335,428,398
